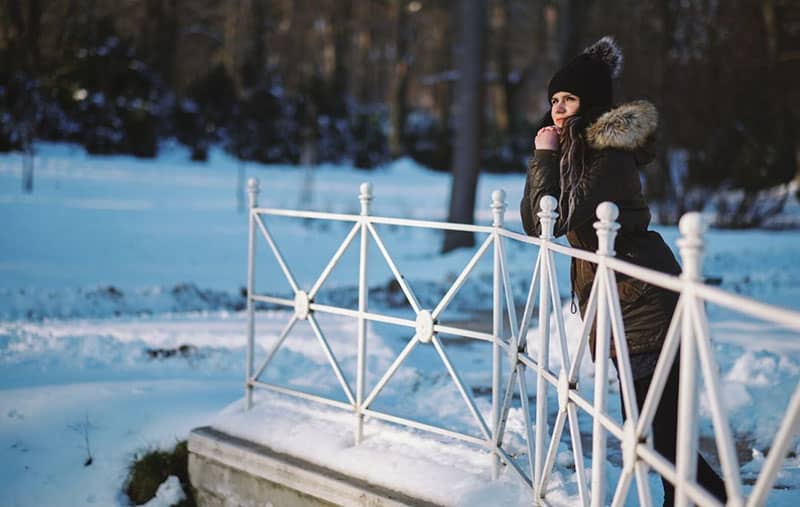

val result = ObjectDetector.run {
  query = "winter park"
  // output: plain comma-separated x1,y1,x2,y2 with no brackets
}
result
2,2,800,507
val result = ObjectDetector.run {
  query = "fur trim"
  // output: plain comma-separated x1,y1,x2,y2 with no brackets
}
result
584,36,624,78
586,100,658,150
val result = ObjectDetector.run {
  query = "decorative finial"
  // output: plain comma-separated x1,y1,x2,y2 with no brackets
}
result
491,189,507,227
594,202,620,256
247,178,260,208
677,212,706,281
537,196,559,240
359,182,373,216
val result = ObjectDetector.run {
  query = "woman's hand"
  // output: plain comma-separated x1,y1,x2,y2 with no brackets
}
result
534,126,560,150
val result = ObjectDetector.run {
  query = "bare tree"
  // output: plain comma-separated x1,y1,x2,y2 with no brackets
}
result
556,0,594,66
389,0,412,158
443,0,487,253
142,0,179,88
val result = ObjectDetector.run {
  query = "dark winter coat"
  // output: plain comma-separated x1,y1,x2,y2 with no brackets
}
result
520,100,681,358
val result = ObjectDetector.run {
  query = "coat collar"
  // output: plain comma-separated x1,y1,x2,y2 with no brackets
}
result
585,100,658,150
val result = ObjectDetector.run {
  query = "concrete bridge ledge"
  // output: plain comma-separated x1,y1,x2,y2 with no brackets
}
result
188,426,442,507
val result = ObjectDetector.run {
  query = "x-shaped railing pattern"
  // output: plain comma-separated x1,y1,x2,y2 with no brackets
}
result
242,178,800,507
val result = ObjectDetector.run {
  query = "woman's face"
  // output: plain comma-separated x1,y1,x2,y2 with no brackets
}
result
550,91,580,128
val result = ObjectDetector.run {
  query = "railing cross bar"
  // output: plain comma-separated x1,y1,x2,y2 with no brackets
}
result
567,401,590,507
497,237,520,341
253,315,299,381
362,335,419,410
545,251,571,373
539,403,569,493
567,273,600,383
309,221,361,299
746,380,800,507
516,253,541,352
688,300,745,502
604,269,640,424
366,222,422,313
307,314,356,406
611,461,635,507
635,296,683,437
495,363,520,447
495,446,534,488
432,335,491,441
517,367,537,484
254,213,300,293
432,234,494,320
361,408,486,446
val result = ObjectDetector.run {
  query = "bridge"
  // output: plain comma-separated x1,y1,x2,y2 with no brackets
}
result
188,178,800,506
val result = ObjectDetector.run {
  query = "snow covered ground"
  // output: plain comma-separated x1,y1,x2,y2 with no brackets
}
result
1,143,799,506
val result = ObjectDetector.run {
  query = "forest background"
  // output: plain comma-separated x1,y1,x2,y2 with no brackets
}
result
2,0,799,238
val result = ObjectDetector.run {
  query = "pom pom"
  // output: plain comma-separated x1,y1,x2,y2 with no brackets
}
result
583,36,624,78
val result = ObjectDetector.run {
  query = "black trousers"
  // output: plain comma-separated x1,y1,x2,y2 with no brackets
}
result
618,359,728,506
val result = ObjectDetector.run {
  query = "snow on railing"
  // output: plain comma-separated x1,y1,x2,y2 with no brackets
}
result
243,178,800,507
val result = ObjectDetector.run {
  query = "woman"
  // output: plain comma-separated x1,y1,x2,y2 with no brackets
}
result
519,36,726,506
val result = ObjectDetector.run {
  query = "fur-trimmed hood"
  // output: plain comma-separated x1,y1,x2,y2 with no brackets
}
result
586,100,657,151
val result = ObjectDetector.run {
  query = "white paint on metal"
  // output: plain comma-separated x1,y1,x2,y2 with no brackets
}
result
491,227,503,478
309,222,361,300
433,335,491,440
432,234,494,320
557,370,570,413
356,183,370,444
537,195,558,241
534,197,557,500
414,310,435,344
240,178,800,507
361,408,487,447
253,315,298,380
621,420,638,475
367,222,422,313
245,178,259,410
491,189,506,227
293,290,310,320
359,182,373,216
307,314,355,406
362,336,419,410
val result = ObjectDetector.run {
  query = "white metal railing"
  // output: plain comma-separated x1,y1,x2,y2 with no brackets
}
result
243,177,800,506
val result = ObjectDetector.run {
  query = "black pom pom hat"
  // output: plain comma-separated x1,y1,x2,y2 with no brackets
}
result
548,36,624,111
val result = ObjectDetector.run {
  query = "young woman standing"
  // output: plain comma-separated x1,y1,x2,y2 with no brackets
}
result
519,36,727,506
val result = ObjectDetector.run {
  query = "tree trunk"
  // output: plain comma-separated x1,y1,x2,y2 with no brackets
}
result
443,0,487,253
557,0,594,65
435,7,454,141
5,0,24,56
242,0,267,90
26,0,41,71
653,0,678,223
332,0,352,98
494,0,511,133
144,0,178,88
389,0,410,158
22,137,33,193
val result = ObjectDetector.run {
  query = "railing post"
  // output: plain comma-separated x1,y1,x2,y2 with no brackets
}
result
675,212,705,507
246,177,260,410
590,202,619,507
356,182,373,444
537,196,557,241
535,195,558,498
677,212,704,281
491,189,507,479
